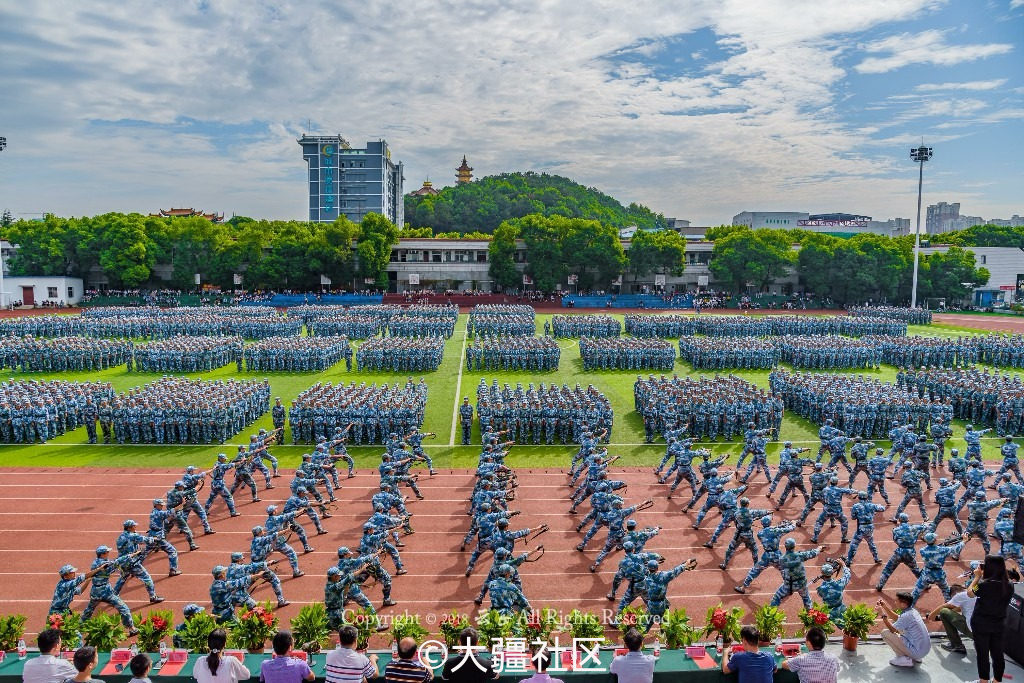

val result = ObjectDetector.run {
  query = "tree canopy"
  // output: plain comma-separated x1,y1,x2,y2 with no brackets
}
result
404,171,664,234
709,227,794,293
627,229,687,281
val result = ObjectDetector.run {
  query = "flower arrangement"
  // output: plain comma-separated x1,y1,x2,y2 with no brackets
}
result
80,614,127,651
753,605,786,643
797,603,836,637
841,603,877,640
45,611,82,649
702,603,743,643
660,609,698,650
513,608,560,644
290,604,331,653
617,605,650,635
345,607,379,650
565,609,605,644
438,612,470,649
390,614,429,646
0,614,28,652
175,612,218,653
476,610,515,649
228,601,278,652
136,610,173,653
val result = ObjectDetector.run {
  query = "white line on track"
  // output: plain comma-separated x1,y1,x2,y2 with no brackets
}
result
448,324,469,447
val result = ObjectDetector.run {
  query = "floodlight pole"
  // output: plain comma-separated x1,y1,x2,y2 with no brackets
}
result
909,144,932,309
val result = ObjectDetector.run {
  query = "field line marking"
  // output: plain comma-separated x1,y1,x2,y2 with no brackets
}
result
448,324,469,447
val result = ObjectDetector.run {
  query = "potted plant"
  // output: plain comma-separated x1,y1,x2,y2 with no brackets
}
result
702,604,743,644
616,605,651,636
513,607,560,644
345,607,379,651
660,609,698,650
291,604,331,654
797,603,836,638
80,614,127,651
840,603,877,653
565,610,605,644
476,610,515,650
390,614,430,649
45,611,82,650
753,605,786,645
229,602,278,653
175,612,218,653
136,610,173,652
438,612,470,649
0,614,27,652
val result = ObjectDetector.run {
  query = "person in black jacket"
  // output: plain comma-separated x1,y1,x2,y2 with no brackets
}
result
967,555,1017,683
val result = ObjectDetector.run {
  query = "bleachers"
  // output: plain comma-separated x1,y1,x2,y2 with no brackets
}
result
560,294,696,309
240,294,384,307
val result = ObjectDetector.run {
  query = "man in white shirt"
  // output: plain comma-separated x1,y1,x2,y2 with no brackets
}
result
22,630,77,683
928,582,976,655
609,629,655,683
326,625,378,683
877,591,932,667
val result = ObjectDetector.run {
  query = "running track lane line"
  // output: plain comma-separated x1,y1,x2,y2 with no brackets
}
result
448,323,469,447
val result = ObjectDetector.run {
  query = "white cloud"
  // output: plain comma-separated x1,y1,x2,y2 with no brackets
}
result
1012,0,1024,9
855,29,1014,74
915,79,1008,91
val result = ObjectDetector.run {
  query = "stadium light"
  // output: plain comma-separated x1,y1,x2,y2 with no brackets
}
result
909,144,932,309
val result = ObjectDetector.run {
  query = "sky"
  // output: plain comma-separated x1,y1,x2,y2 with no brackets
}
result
0,0,1022,226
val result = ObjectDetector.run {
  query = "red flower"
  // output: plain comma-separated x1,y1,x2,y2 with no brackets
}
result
354,615,366,624
710,609,727,631
49,614,64,628
813,612,829,625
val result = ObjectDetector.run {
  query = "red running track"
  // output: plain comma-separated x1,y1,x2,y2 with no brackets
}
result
0,465,980,638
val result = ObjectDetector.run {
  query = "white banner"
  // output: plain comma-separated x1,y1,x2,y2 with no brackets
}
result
654,274,666,286
364,277,376,284
408,273,420,285
320,274,332,285
567,274,578,285
233,273,243,285
697,275,709,286
523,274,533,285
194,273,201,285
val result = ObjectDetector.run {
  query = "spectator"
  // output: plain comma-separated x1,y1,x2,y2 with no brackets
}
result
877,591,931,667
609,628,655,683
928,579,976,655
22,629,77,683
968,555,1017,683
521,649,563,683
128,654,152,683
440,627,496,683
261,631,314,683
326,626,378,683
384,637,431,683
65,647,102,683
193,629,251,683
780,627,839,683
721,626,776,682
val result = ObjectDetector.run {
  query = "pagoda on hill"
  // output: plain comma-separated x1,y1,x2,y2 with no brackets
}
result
410,179,440,197
152,208,225,222
456,156,473,184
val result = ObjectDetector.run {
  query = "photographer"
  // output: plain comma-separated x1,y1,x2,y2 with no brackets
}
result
877,591,930,668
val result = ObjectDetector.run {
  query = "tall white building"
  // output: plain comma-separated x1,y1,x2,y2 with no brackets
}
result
731,211,809,229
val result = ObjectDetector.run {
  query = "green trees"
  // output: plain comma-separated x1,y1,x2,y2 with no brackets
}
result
627,229,687,284
709,228,794,293
404,172,664,234
943,224,1024,248
917,246,990,302
488,220,522,291
356,213,399,289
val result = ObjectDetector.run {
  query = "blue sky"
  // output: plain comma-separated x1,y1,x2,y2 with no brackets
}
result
0,0,1021,225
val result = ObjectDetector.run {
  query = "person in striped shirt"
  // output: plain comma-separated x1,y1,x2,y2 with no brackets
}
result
384,637,431,683
326,625,378,683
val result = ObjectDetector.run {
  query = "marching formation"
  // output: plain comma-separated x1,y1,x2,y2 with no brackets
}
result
288,379,427,445
243,336,352,372
678,337,778,370
0,379,115,444
549,314,621,338
579,337,675,370
465,335,560,371
355,337,444,372
476,380,613,445
0,337,132,372
132,336,241,373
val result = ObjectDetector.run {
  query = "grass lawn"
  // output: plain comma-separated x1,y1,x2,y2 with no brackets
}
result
0,313,1011,468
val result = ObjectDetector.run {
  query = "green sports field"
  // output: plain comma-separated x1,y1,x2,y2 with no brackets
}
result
0,314,1008,468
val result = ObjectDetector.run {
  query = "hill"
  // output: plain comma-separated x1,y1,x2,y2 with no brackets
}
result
403,171,664,234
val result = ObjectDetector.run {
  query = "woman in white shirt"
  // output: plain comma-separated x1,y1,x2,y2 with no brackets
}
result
192,630,251,683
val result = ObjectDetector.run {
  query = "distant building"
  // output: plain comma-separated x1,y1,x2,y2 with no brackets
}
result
409,179,440,197
920,245,1024,307
298,135,405,226
456,156,473,184
732,211,809,229
2,276,83,307
926,201,960,234
988,214,1024,227
665,217,691,230
151,208,224,222
867,217,912,236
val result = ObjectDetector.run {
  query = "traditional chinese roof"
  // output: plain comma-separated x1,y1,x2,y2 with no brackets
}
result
410,180,440,196
151,208,225,222
456,156,473,184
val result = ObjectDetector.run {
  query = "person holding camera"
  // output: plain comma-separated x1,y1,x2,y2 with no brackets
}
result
877,591,930,668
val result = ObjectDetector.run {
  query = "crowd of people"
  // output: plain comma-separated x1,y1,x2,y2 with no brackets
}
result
624,313,908,338
355,337,444,372
288,379,427,445
548,314,621,338
0,336,133,372
579,337,675,370
775,335,884,370
634,375,782,442
871,334,980,368
307,314,384,339
0,379,115,443
243,336,353,373
678,337,779,369
476,380,613,445
132,336,241,373
898,367,1024,435
849,305,934,325
467,305,536,336
386,313,455,338
465,335,560,371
